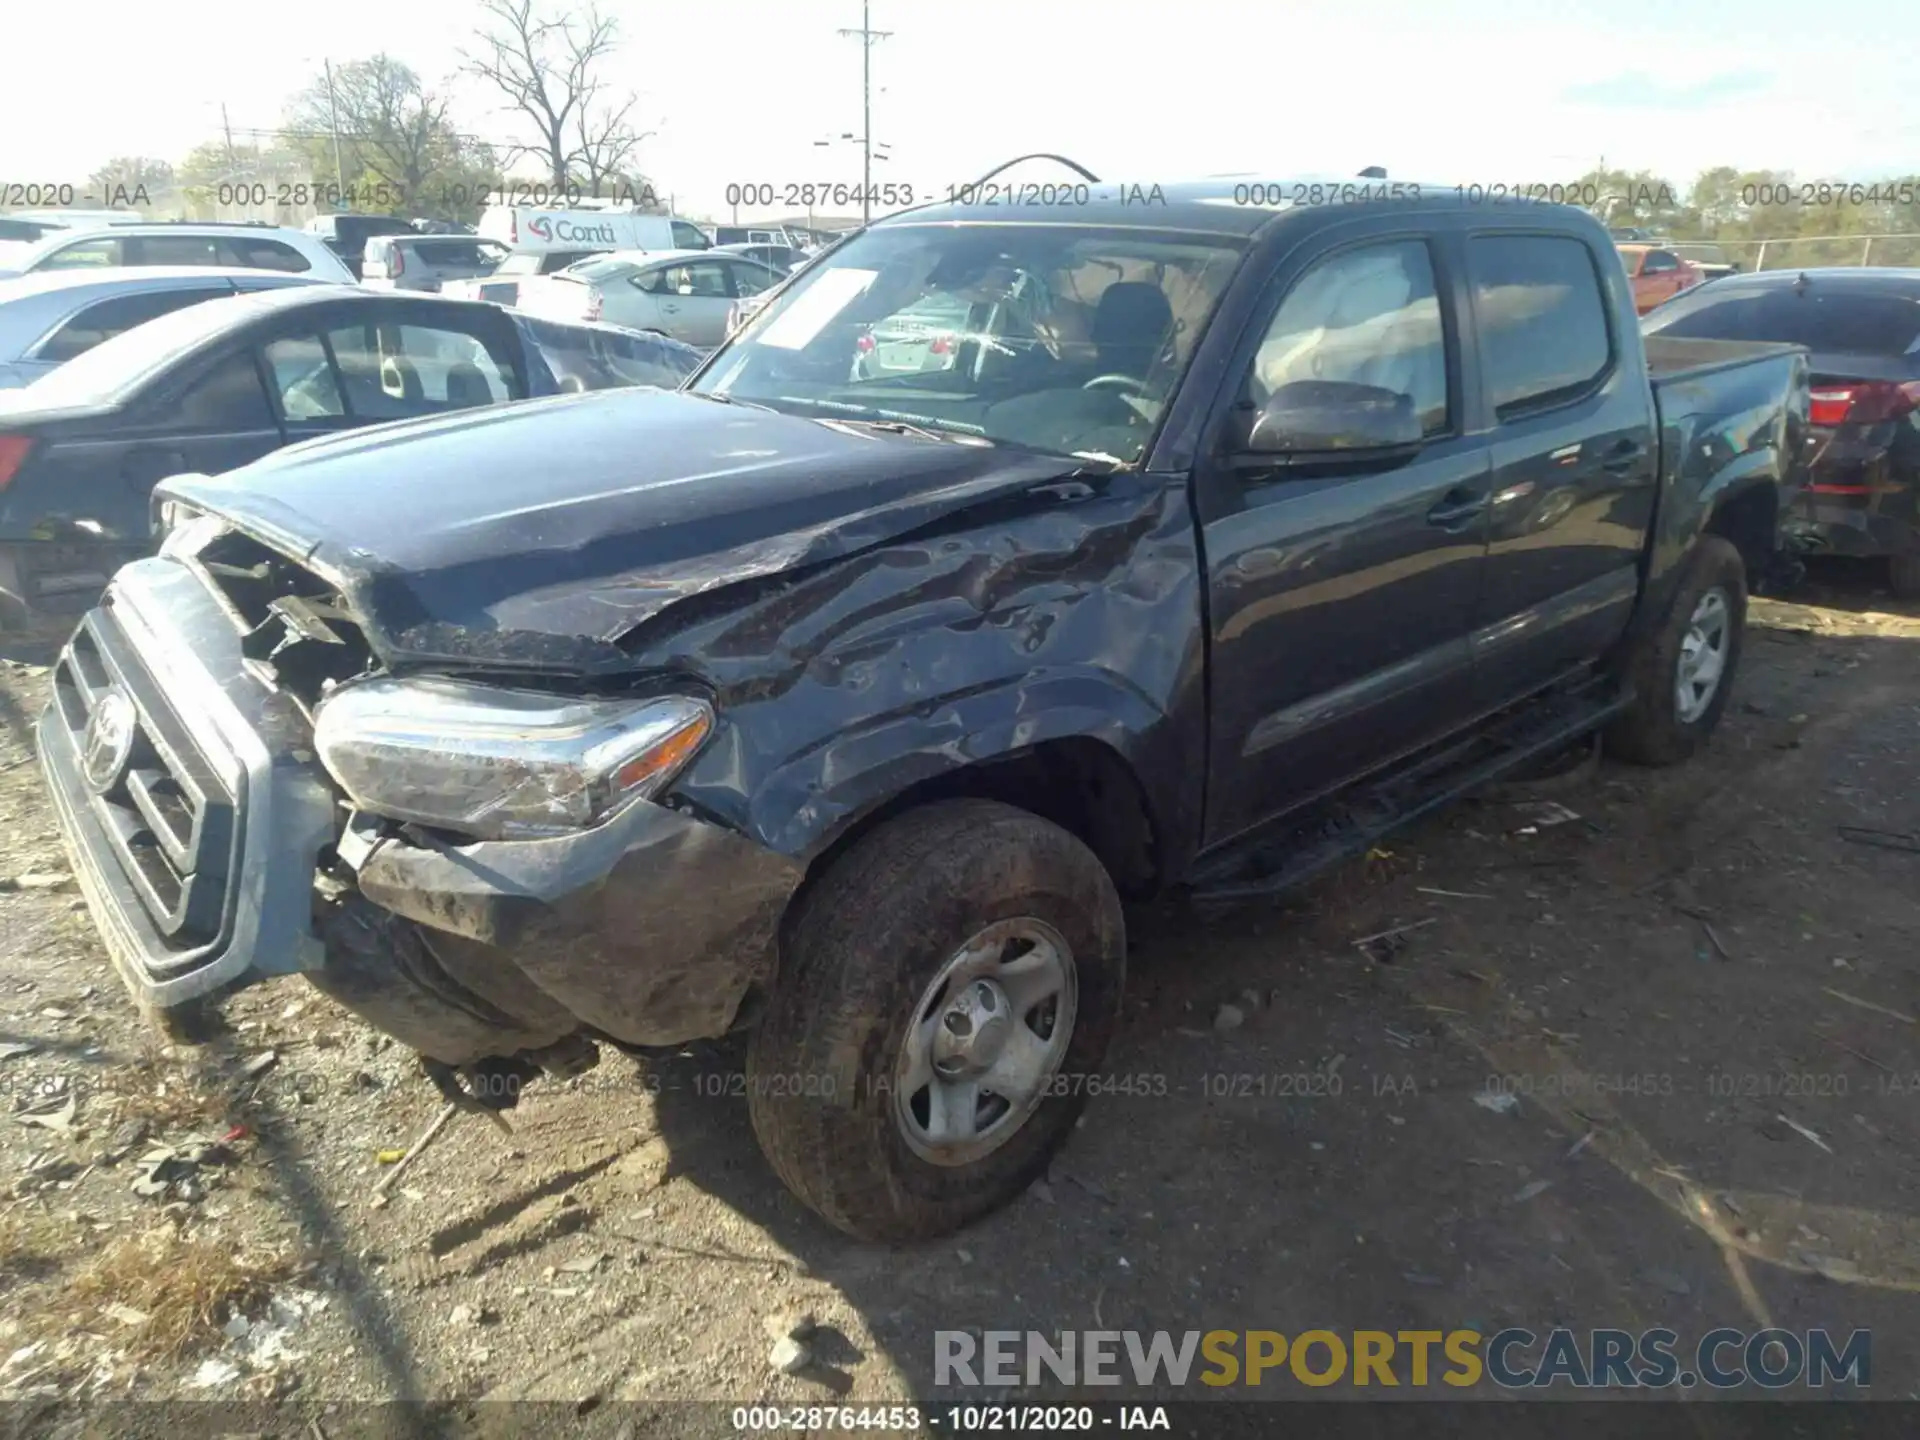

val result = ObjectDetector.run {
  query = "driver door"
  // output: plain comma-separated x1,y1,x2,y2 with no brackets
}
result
1196,229,1494,847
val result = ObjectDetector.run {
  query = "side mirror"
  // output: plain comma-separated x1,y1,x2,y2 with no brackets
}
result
1241,380,1423,459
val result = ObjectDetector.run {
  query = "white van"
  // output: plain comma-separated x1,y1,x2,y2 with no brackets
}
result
477,206,711,257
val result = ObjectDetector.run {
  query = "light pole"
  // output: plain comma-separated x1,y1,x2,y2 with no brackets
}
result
814,133,890,233
835,0,892,224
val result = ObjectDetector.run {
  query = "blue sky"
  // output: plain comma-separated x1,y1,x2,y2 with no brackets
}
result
3,0,1916,223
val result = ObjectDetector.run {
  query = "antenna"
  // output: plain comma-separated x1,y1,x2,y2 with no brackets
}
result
966,154,1102,188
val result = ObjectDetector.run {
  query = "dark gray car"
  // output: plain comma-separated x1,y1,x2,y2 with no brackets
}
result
0,266,334,389
362,234,509,293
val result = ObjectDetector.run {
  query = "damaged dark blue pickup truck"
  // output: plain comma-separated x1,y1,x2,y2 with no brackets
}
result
36,182,1810,1240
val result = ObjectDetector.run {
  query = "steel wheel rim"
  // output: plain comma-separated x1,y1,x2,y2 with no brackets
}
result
1675,587,1730,723
894,917,1077,1166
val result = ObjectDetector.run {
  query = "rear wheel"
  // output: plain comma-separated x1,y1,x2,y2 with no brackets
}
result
1606,536,1746,766
746,799,1126,1241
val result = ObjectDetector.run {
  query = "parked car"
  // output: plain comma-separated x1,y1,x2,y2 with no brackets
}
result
0,267,336,389
713,225,808,249
302,214,419,280
37,181,1807,1243
1617,244,1705,314
362,234,508,293
517,249,785,346
0,223,355,283
711,241,808,276
1669,242,1741,280
1645,267,1920,592
0,286,700,625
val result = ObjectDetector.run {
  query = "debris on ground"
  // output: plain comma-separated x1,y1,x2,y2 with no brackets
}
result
1836,826,1920,855
0,1041,38,1062
1512,1179,1554,1203
1473,1091,1520,1116
1354,917,1437,963
0,872,73,892
1774,1114,1833,1154
1511,802,1581,831
12,1092,77,1134
764,1311,817,1343
130,1137,238,1201
768,1335,811,1375
242,1051,279,1080
1213,1003,1245,1032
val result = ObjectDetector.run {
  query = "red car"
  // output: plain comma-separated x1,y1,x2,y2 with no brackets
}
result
1618,244,1704,314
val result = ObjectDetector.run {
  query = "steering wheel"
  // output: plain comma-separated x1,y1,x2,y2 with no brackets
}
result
1082,373,1153,396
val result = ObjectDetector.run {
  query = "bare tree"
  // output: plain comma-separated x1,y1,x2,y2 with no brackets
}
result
465,0,646,193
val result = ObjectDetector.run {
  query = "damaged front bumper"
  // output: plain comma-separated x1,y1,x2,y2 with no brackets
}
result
37,554,806,1066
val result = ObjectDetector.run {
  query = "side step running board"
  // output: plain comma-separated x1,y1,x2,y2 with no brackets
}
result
1187,683,1631,906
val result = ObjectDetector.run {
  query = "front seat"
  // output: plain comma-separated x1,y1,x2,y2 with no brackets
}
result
1089,282,1174,379
443,363,492,409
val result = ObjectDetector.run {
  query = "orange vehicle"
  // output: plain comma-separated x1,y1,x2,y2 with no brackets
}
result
1618,244,1705,314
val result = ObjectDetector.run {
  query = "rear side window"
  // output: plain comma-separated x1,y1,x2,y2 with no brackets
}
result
263,334,347,420
34,286,231,363
324,320,517,417
1468,235,1612,418
1645,285,1920,356
217,237,313,273
412,241,483,267
37,237,124,270
671,221,711,249
170,350,276,430
131,235,222,267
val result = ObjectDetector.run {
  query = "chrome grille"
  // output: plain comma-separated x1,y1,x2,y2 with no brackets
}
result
50,605,240,956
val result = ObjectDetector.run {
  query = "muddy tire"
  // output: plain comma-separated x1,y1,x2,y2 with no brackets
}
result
747,798,1125,1241
1889,554,1920,599
1606,536,1747,766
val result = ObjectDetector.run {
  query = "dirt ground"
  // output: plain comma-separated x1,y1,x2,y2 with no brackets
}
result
2,560,1918,1421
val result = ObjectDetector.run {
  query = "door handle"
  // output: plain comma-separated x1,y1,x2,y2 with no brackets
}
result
1427,488,1488,530
1601,441,1649,474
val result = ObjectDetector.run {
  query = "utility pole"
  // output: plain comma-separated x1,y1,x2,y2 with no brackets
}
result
221,104,236,169
323,58,347,195
836,0,891,224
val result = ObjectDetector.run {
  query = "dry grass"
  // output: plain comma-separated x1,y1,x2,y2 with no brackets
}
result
58,1228,295,1360
94,1048,233,1132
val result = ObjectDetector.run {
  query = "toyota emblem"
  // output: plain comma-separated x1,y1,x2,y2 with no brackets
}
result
80,689,137,793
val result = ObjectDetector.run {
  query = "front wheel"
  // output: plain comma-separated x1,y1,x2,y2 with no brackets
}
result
1605,535,1747,766
746,799,1126,1241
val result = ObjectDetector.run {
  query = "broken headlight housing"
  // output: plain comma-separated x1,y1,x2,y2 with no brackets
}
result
312,677,713,841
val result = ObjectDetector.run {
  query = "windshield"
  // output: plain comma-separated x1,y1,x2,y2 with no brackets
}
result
563,256,641,283
11,292,257,406
692,223,1247,466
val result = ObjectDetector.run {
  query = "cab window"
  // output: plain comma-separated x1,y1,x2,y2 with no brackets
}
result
1241,239,1450,440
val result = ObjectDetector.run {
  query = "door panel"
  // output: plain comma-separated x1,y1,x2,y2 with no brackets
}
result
1465,233,1657,704
1199,232,1492,848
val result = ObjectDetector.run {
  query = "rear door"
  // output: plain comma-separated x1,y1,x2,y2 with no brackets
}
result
1465,229,1657,707
646,259,736,345
1196,222,1494,846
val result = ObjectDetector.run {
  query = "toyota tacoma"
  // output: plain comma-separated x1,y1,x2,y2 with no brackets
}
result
37,181,1809,1241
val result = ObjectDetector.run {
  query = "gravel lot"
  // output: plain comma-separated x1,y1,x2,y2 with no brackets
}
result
2,562,1917,1424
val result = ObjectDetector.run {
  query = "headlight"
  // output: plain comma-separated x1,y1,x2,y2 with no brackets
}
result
313,678,713,840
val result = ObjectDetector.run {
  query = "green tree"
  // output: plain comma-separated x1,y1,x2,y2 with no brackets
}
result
285,56,482,216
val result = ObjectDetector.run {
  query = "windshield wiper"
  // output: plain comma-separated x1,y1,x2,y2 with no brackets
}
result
775,397,992,444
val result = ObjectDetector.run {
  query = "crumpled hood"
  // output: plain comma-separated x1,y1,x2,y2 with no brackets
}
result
160,387,1081,670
